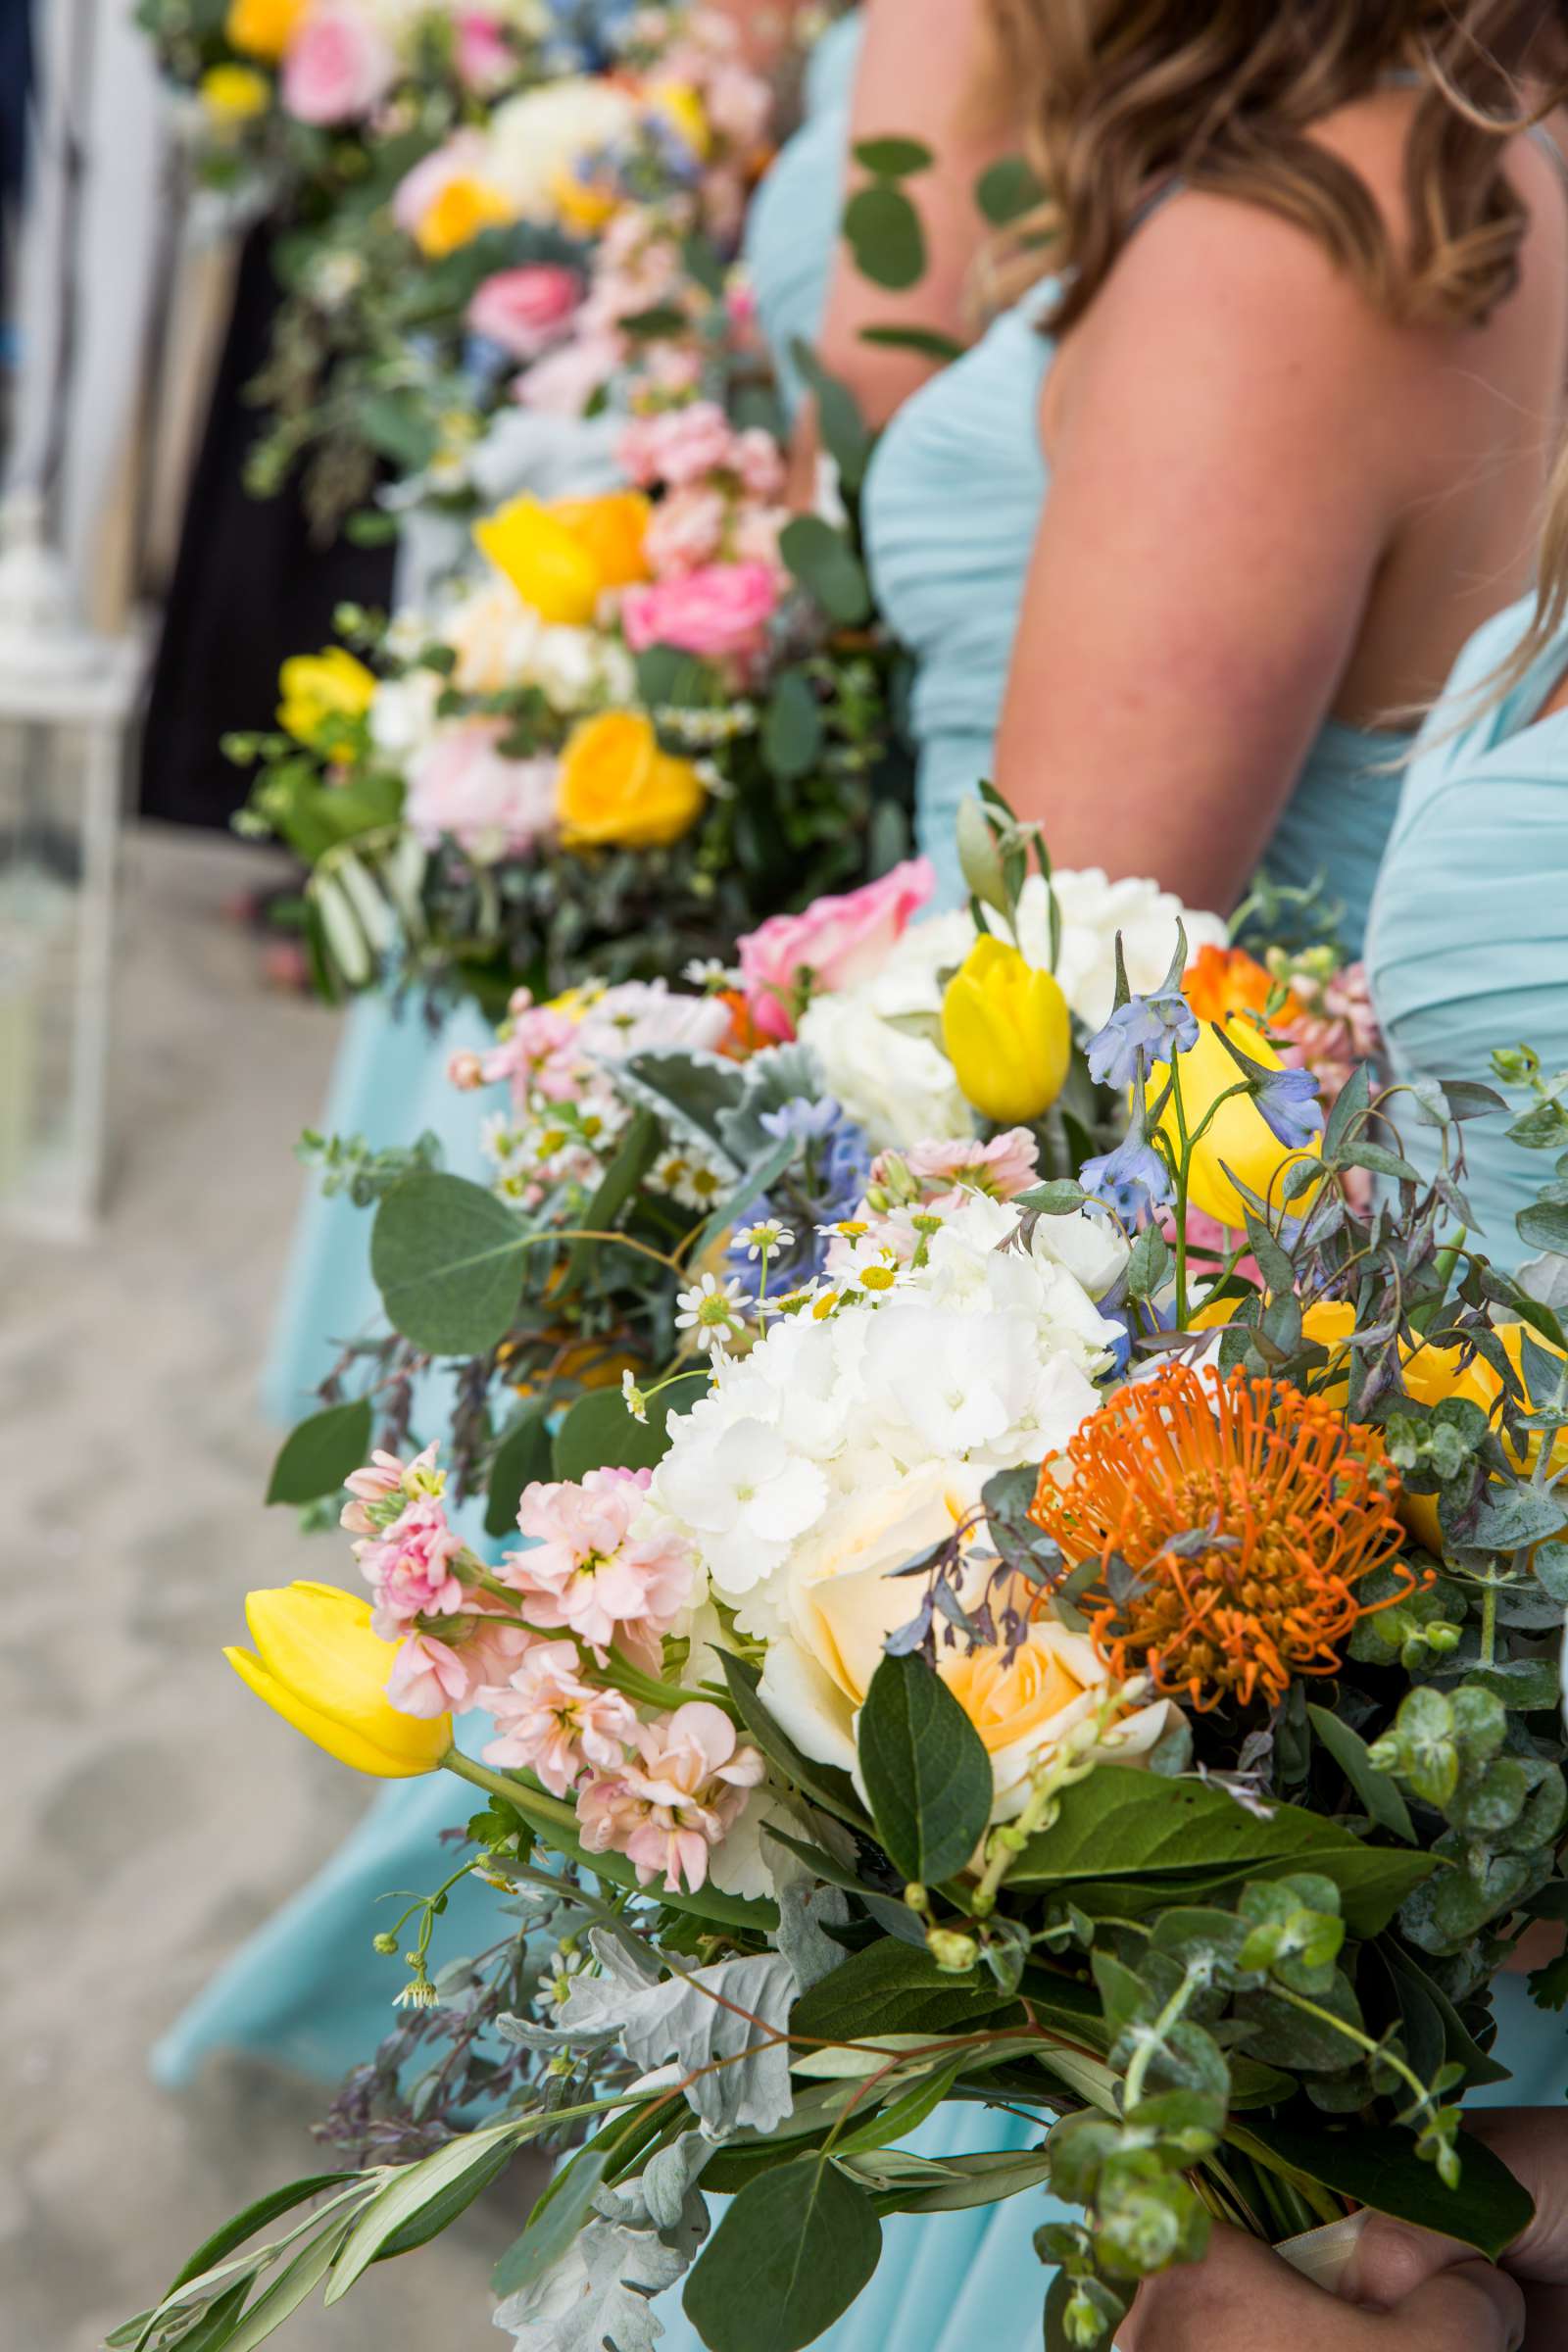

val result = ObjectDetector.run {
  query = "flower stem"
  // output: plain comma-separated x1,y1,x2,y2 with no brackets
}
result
443,1749,581,1834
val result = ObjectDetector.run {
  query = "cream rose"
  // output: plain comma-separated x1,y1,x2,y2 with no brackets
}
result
484,78,641,219
757,1464,1170,1829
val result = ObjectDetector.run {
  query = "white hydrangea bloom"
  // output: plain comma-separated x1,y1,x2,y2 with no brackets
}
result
1000,869,1228,1032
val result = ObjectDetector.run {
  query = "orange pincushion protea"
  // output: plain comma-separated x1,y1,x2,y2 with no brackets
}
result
1028,1364,1411,1713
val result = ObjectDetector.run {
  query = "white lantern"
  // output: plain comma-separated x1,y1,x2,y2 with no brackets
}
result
0,492,141,1237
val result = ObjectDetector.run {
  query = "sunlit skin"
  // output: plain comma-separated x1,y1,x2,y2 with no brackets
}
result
995,92,1568,915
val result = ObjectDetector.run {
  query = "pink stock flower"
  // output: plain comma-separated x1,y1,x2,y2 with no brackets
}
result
577,1702,764,1893
406,721,558,862
736,856,937,1043
388,1632,472,1718
280,6,396,124
702,61,771,149
902,1128,1042,1202
480,997,585,1108
358,1496,467,1635
513,330,624,417
467,265,581,360
500,1469,696,1655
392,132,490,237
643,486,726,577
454,9,514,91
733,427,785,503
479,1640,637,1795
616,400,736,490
340,1441,441,1534
621,561,778,665
728,504,785,572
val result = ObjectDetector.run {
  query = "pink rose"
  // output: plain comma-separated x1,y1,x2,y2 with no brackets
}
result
736,856,938,1043
280,6,396,125
405,720,558,862
454,9,514,91
620,561,779,665
392,131,489,237
467,264,581,361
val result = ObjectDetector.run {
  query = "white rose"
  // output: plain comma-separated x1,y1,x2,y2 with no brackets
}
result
757,1466,1170,1824
368,669,441,760
1001,870,1228,1031
483,78,642,219
442,579,547,696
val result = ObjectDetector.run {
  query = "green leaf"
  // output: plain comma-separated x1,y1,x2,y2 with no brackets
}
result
842,184,927,292
161,2178,350,2298
858,1652,994,1884
879,2146,1057,2215
718,1652,868,1828
1231,2118,1535,2261
370,1171,526,1355
218,2217,359,2351
265,1399,372,1508
1518,1200,1568,1254
1306,1704,1416,1843
762,670,826,783
974,154,1042,225
483,1402,554,1539
357,391,438,472
491,2146,610,2298
857,323,965,363
854,135,934,179
1009,1769,1433,1936
551,1372,707,1482
373,2136,514,2258
779,514,872,625
325,2121,533,2301
789,344,875,493
791,1938,1024,2045
682,2158,881,2352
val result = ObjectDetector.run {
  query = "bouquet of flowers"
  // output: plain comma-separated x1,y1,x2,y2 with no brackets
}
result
138,0,780,531
122,815,1553,2352
232,376,902,1007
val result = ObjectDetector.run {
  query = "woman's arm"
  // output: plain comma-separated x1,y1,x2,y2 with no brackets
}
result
812,0,1015,427
992,191,1436,913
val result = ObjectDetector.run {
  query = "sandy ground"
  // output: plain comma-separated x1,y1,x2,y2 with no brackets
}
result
0,828,519,2351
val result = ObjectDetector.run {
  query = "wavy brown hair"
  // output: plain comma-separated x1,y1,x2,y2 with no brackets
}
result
979,0,1568,331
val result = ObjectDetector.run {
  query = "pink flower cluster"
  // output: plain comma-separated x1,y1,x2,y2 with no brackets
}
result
736,857,937,1043
342,1446,530,1717
467,264,581,361
578,1701,763,1894
824,1129,1042,1278
496,1467,695,1666
1277,959,1381,1107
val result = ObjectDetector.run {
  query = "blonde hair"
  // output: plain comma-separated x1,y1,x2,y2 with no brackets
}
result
979,0,1568,332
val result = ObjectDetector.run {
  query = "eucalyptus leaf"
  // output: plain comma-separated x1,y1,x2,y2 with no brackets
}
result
265,1399,372,1507
370,1171,526,1354
682,2158,881,2352
843,183,927,291
484,1402,554,1538
779,514,872,625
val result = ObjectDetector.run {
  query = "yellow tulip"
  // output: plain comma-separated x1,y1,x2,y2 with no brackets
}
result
224,0,306,61
558,711,707,849
940,937,1071,1126
1154,1015,1320,1228
472,492,650,625
549,164,621,235
276,647,377,760
201,64,270,123
225,1583,451,1778
414,174,514,259
649,80,711,161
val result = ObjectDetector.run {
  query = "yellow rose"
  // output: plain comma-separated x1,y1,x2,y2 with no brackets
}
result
471,491,650,625
414,174,514,259
557,711,707,850
224,1583,451,1777
756,1468,1171,1828
941,936,1071,1126
276,646,376,759
224,0,307,61
549,163,621,234
200,64,270,123
1153,1014,1320,1228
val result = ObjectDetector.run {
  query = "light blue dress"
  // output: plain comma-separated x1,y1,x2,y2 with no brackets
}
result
1367,594,1568,1269
740,8,863,418
862,281,1410,937
156,7,870,2096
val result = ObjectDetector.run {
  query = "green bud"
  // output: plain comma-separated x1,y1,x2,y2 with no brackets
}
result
904,1883,929,1910
1424,1621,1462,1654
926,1928,980,1974
956,795,1010,914
1064,2288,1108,2348
371,1931,399,1955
